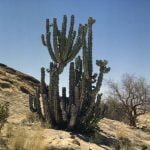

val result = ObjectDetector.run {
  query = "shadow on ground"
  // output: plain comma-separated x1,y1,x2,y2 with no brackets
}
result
0,136,8,150
73,128,120,150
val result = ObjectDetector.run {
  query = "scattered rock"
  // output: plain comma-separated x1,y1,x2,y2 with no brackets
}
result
72,139,80,146
0,82,11,88
47,138,81,150
70,134,76,139
0,63,39,123
20,86,30,94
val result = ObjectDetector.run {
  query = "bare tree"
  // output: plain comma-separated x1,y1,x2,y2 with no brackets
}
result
107,74,150,127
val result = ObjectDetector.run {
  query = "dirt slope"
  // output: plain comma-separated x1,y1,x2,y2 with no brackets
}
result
0,63,40,122
0,63,108,150
0,64,150,150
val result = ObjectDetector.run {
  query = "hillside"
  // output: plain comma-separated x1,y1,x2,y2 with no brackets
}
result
0,64,150,150
0,63,40,123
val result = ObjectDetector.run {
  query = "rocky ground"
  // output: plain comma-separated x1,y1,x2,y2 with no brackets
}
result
0,64,150,150
0,63,39,122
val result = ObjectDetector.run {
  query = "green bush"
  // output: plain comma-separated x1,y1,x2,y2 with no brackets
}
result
0,102,9,131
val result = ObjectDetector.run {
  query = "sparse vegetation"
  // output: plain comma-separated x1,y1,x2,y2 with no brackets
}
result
8,126,27,150
6,123,13,138
25,112,37,123
107,74,150,127
141,144,148,150
21,112,39,127
0,102,9,131
119,137,131,150
0,82,11,88
115,124,132,149
116,126,129,140
104,98,128,122
8,125,46,150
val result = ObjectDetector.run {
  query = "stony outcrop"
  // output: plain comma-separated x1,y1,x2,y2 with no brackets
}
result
0,63,40,122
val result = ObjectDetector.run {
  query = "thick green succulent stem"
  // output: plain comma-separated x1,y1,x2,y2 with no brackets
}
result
87,17,95,79
48,62,56,126
75,56,82,86
41,15,83,73
29,94,37,113
92,60,110,96
60,15,67,55
68,104,77,130
29,15,110,133
40,67,47,119
60,87,68,122
69,62,75,105
82,25,88,79
52,64,61,124
75,86,80,109
35,88,44,121
29,88,44,122
41,67,47,94
53,18,61,62
42,94,52,127
62,87,66,98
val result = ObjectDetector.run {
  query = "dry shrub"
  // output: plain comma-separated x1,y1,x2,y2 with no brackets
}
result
8,125,46,150
141,145,148,150
104,99,127,122
0,102,9,131
116,126,131,149
116,126,128,139
26,112,37,123
8,126,28,150
6,123,14,138
24,131,45,150
21,112,37,126
31,123,42,131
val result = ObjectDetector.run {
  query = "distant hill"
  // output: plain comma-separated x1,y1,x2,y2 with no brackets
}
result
0,63,39,122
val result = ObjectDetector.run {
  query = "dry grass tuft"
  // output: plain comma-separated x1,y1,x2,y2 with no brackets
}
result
26,112,37,123
24,131,45,150
21,112,37,125
6,123,14,138
116,125,128,139
8,126,28,150
116,126,131,149
8,125,46,150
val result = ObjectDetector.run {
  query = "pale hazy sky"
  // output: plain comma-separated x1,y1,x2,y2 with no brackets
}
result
0,0,150,92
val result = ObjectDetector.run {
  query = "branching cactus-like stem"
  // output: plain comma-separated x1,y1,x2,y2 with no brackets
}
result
41,15,83,73
29,15,110,133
